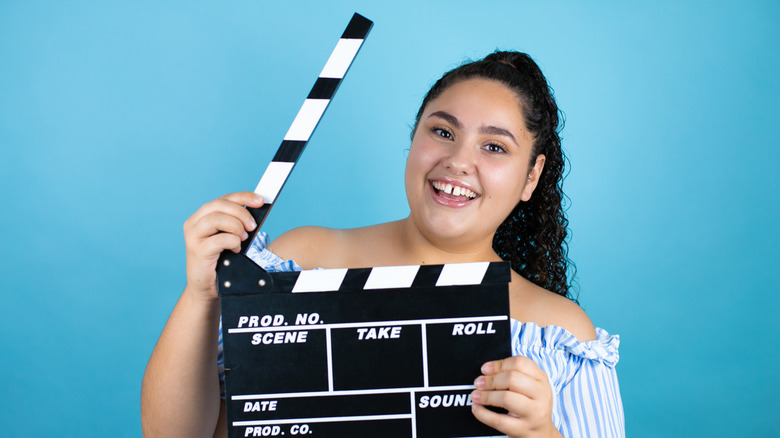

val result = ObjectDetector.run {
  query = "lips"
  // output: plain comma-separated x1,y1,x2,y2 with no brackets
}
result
430,180,480,204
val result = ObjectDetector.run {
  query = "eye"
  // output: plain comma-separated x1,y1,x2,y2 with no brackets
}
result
431,127,453,140
483,143,507,154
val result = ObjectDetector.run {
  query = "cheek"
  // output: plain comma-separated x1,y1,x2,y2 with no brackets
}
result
485,164,528,205
405,142,438,180
404,147,427,198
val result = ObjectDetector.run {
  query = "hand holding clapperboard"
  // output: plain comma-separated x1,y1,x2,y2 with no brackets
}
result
217,13,511,438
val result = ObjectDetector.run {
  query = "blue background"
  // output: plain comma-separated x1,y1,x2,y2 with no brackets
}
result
1,1,778,436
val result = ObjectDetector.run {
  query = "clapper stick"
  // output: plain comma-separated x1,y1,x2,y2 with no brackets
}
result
217,13,372,291
245,13,371,251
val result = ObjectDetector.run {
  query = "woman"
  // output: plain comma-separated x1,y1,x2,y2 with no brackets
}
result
142,51,624,437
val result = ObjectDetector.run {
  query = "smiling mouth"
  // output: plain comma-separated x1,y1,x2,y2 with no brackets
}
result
431,180,479,200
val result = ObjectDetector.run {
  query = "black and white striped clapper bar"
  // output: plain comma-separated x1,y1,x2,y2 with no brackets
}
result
217,12,372,295
238,12,373,258
220,262,512,438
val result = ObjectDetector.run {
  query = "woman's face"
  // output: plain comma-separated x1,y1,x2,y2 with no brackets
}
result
404,78,545,249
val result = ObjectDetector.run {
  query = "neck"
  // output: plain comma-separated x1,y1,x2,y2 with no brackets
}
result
393,217,502,265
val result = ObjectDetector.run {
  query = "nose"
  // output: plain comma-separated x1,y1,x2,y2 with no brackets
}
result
442,141,476,175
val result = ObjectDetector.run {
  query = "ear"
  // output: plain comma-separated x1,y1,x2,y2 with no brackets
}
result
520,154,546,202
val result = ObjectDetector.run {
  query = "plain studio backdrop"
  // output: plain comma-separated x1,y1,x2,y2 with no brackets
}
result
1,1,778,436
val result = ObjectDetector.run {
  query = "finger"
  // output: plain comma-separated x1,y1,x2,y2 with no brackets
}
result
191,197,259,231
220,191,265,209
482,356,546,382
475,371,539,399
187,192,263,230
200,232,243,256
472,388,532,410
471,402,526,436
188,212,250,244
188,199,259,235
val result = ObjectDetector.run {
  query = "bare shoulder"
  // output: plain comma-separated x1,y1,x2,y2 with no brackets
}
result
266,226,345,269
509,272,597,342
266,223,395,269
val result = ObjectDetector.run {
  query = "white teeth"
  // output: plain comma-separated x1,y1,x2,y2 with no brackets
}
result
432,181,477,199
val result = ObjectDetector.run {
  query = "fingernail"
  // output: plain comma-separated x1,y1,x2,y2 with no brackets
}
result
481,362,493,374
254,195,264,204
471,390,481,403
474,376,486,389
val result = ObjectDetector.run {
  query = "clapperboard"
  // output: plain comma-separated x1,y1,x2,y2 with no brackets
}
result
217,13,512,438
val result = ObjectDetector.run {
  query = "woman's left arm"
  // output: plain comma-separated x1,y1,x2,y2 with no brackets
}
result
471,356,563,438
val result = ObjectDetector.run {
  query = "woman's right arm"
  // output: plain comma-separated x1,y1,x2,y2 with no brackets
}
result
141,192,264,438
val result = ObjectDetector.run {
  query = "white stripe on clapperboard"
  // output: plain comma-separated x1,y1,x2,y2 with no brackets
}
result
233,413,411,427
421,322,429,388
253,36,364,204
319,38,364,78
227,315,507,334
232,384,475,401
325,328,334,392
289,262,491,293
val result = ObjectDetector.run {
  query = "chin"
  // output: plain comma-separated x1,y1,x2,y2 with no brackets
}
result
421,220,478,245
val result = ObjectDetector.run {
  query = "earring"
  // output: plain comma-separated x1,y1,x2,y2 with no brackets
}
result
527,174,533,181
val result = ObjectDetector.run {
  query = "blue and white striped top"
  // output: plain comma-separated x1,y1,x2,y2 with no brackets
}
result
218,232,624,437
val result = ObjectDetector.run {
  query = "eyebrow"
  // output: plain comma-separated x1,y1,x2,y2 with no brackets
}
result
427,110,517,143
428,111,461,128
479,125,517,143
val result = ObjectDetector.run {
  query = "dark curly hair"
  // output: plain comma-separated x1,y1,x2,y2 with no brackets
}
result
412,51,576,300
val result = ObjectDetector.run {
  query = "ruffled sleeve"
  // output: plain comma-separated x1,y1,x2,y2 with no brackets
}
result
245,232,303,272
512,321,625,437
218,232,302,398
